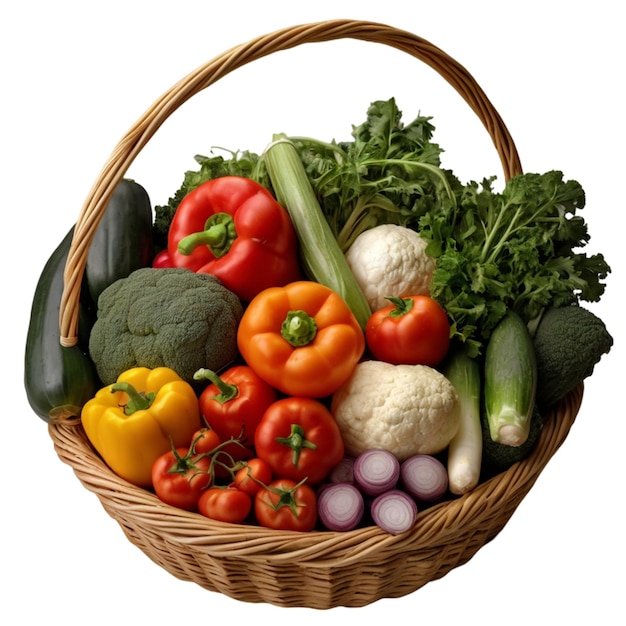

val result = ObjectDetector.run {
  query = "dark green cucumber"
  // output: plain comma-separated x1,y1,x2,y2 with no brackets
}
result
85,178,154,305
25,228,101,424
483,310,537,447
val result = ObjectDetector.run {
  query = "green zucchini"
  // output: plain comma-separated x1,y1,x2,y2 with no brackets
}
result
25,228,101,424
484,310,537,447
85,178,154,305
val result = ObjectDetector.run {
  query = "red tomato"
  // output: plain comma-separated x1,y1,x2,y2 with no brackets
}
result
198,485,252,524
196,365,276,473
196,365,277,446
254,479,317,532
254,397,344,485
234,457,273,497
151,447,212,511
152,249,173,268
365,295,450,366
190,427,221,454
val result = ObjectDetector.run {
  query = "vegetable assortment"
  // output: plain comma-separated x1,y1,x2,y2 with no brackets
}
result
26,98,614,536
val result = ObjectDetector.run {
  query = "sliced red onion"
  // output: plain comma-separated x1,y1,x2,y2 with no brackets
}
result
370,490,418,535
400,454,449,502
317,483,365,531
353,449,400,495
328,456,356,484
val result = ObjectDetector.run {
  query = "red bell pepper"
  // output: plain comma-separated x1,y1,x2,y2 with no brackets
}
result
166,176,302,301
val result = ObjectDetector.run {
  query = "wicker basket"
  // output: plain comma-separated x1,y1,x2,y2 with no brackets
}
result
48,20,583,609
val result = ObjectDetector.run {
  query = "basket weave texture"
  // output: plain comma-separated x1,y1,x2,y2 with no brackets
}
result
49,20,583,609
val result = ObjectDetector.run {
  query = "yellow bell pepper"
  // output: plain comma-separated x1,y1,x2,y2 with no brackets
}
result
81,366,201,487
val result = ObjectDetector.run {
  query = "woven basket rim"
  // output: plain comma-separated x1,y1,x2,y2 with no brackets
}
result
49,383,583,564
48,384,582,607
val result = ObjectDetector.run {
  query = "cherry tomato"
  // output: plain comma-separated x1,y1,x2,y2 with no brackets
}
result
190,426,252,481
198,485,252,524
254,479,317,532
365,295,450,366
152,249,173,268
234,457,273,497
190,427,221,454
151,447,212,511
254,397,344,485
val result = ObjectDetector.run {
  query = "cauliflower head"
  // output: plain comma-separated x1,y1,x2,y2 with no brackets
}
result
89,267,243,385
331,360,459,461
345,224,435,311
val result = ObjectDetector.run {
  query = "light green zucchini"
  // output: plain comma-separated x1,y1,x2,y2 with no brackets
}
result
484,311,537,447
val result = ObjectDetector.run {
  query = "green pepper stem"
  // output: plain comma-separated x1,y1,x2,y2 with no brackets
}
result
274,423,317,467
193,368,239,403
281,310,317,347
110,382,156,415
177,212,237,258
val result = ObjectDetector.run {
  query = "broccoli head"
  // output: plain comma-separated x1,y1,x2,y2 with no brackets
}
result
532,305,613,409
89,267,244,385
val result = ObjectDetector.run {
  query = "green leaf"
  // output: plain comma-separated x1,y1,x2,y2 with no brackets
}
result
420,169,610,353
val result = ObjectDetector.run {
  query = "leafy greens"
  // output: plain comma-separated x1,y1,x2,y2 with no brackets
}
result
290,98,454,251
153,98,611,355
419,171,610,356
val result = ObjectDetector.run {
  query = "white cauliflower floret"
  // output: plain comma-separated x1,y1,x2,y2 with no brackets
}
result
331,361,459,461
345,224,435,311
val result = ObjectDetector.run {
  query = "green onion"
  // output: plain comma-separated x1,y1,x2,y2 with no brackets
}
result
264,134,372,328
444,348,483,495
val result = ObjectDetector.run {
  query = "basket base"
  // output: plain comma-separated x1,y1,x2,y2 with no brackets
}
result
116,520,496,608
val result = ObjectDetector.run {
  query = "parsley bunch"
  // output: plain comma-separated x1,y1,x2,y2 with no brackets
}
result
420,171,611,356
289,98,455,251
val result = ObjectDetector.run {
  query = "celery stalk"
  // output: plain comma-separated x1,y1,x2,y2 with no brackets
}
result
264,134,372,328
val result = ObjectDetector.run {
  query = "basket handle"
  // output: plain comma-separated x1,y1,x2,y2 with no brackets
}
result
59,18,522,347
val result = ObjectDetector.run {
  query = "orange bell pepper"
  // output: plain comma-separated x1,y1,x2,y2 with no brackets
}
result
237,281,365,397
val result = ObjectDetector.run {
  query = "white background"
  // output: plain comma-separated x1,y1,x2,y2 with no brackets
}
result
3,1,623,623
